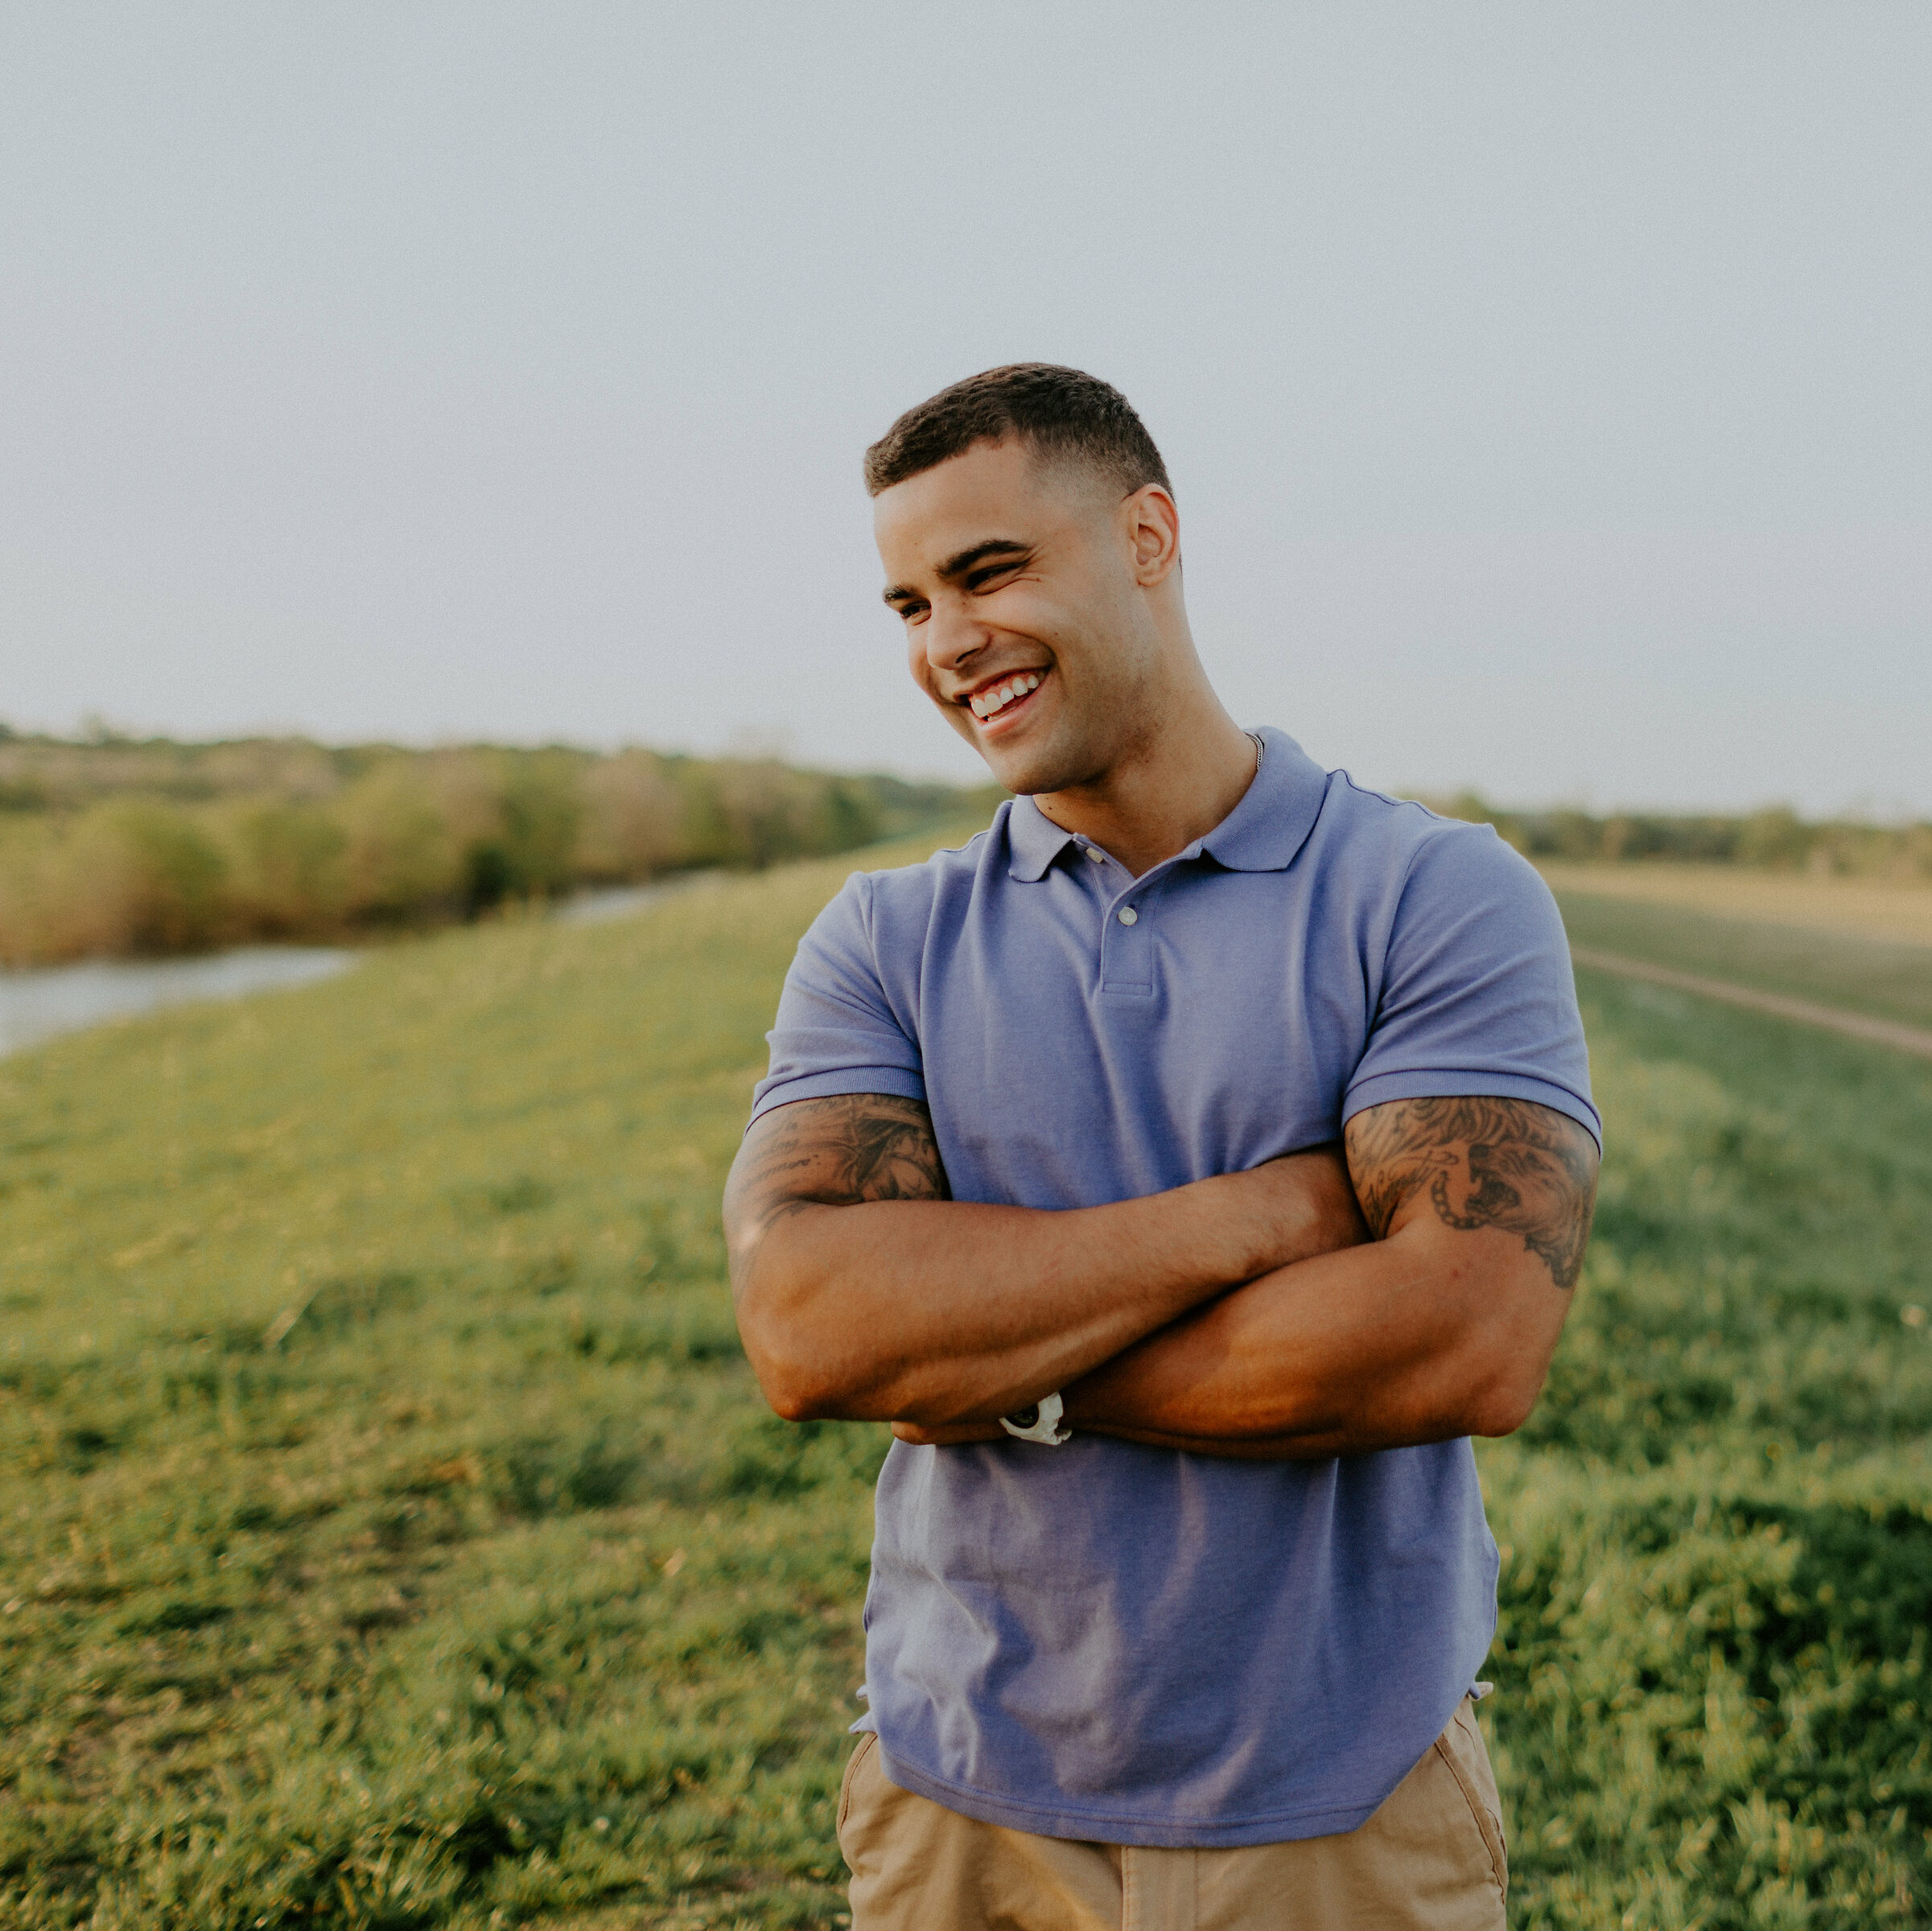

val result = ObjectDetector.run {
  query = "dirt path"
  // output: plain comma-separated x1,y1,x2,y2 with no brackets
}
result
1568,946,1932,1060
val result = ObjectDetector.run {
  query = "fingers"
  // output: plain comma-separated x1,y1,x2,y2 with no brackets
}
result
892,1420,1006,1447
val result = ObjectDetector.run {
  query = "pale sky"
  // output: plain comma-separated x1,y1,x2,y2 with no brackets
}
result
2,3,1927,816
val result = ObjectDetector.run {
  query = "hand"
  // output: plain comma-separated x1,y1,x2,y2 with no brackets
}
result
1062,1097,1600,1456
892,1419,1005,1447
1220,1142,1370,1274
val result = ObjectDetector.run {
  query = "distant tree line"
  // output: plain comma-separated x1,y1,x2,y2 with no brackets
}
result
0,728,997,966
1426,793,1932,879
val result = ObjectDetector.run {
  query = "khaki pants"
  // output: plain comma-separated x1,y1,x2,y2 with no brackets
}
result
838,1699,1508,1931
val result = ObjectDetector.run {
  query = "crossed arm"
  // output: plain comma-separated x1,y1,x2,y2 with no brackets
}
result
722,1091,1598,1459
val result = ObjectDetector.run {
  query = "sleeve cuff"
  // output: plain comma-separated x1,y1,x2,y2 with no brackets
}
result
747,1066,929,1130
1341,1070,1603,1152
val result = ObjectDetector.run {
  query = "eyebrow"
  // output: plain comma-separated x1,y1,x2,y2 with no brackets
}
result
882,537,1032,607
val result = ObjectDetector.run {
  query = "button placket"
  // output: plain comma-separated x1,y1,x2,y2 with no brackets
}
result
1085,847,1193,994
1098,881,1152,992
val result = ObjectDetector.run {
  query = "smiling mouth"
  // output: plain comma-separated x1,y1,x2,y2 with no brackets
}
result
964,670,1044,725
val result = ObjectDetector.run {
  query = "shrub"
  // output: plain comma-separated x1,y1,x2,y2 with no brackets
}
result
336,765,463,920
0,731,987,961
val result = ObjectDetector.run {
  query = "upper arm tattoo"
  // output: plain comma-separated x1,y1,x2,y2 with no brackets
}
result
1345,1096,1598,1291
723,1093,950,1268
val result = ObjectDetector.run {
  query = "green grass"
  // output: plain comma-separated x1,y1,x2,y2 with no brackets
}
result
2,837,1930,1927
1551,887,1932,1032
1489,971,1932,1925
0,842,929,1930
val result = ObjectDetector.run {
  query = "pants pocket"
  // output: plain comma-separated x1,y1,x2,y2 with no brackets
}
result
1436,1701,1508,1899
838,1730,880,1846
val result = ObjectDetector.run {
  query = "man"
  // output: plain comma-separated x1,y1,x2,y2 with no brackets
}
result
723,365,1599,1930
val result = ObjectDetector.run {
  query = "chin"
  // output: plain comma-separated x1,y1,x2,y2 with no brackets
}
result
982,718,1109,797
982,750,1069,797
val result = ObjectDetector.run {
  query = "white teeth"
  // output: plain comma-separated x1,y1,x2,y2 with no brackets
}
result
969,673,1043,720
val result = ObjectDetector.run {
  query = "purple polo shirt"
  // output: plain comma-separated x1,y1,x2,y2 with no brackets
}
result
748,729,1597,1847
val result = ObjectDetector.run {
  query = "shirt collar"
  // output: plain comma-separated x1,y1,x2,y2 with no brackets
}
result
1005,793,1082,880
1005,727,1328,881
1195,727,1328,872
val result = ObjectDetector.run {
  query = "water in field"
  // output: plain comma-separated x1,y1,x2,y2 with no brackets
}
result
0,947,356,1057
552,870,720,925
0,874,720,1056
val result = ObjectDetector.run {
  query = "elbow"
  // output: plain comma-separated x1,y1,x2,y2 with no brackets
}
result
1436,1272,1563,1440
741,1328,842,1424
735,1297,852,1424
764,1378,826,1426
752,1356,842,1425
728,1221,860,1423
1460,1361,1547,1439
1422,1318,1550,1442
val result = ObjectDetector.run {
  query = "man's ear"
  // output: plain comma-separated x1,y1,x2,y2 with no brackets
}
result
1124,485,1181,587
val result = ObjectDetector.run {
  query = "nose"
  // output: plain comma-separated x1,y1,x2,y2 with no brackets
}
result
921,599,989,680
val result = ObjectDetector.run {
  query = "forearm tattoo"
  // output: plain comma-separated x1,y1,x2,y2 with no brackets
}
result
1345,1097,1597,1290
725,1094,950,1256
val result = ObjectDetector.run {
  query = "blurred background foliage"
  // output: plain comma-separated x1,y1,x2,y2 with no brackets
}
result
0,727,995,966
2,722,1925,971
0,725,1926,972
1428,793,1932,879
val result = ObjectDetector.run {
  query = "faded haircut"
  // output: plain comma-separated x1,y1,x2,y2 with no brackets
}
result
863,364,1173,501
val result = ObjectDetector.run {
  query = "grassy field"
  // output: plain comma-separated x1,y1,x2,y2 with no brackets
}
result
1536,863,1932,949
2,837,1930,1928
1543,869,1932,1033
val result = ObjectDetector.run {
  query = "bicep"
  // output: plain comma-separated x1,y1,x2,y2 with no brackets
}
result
1343,1095,1599,1291
723,1093,950,1278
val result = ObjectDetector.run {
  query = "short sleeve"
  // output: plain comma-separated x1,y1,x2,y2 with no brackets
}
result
1343,826,1600,1148
748,872,925,1125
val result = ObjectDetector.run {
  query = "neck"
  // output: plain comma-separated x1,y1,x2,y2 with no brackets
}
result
1033,689,1258,877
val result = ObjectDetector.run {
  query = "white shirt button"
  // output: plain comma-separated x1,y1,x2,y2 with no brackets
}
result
1117,906,1139,925
1085,845,1105,861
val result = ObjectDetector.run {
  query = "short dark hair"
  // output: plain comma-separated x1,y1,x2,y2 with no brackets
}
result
863,364,1173,501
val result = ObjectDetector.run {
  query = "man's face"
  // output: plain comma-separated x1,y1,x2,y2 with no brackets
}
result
873,437,1164,796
